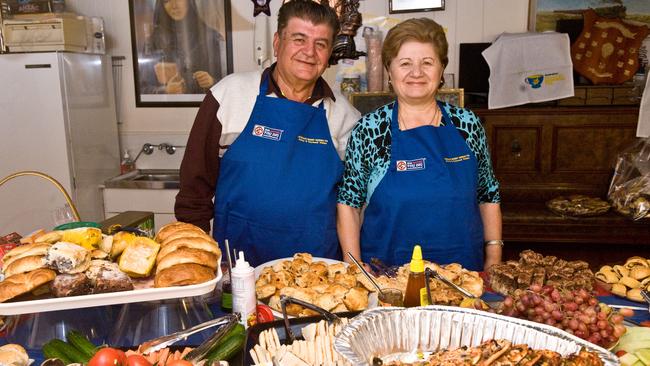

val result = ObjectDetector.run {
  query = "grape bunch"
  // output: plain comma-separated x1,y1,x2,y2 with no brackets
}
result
497,284,630,348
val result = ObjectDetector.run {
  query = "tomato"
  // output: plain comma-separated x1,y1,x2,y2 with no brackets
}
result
615,350,627,357
165,360,193,366
641,320,650,327
126,354,151,366
88,348,128,366
257,304,275,323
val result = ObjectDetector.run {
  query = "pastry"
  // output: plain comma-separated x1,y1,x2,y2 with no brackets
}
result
3,255,46,277
2,242,51,268
118,237,160,277
109,231,136,259
86,260,133,293
0,268,56,302
343,287,368,311
50,273,92,297
45,242,91,274
154,263,215,288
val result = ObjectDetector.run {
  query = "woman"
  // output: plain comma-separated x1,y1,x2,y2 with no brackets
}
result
337,18,502,271
151,0,225,94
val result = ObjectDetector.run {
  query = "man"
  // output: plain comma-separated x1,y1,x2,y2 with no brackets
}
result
175,0,360,266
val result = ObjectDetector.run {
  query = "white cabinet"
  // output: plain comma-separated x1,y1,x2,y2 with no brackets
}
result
102,188,178,232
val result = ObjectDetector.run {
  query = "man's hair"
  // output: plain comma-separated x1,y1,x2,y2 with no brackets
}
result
277,0,340,41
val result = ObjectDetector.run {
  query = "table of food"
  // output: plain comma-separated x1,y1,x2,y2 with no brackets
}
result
1,222,650,366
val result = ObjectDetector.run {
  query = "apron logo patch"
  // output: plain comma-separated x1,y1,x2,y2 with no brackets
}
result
444,154,470,163
396,158,426,171
252,124,283,141
297,135,328,145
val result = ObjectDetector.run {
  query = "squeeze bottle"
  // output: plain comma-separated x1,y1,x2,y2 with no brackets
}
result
231,251,256,327
403,245,427,307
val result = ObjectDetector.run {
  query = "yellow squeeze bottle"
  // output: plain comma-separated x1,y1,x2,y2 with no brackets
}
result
403,245,427,307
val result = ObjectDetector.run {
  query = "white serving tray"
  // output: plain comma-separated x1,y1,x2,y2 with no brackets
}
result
0,267,222,315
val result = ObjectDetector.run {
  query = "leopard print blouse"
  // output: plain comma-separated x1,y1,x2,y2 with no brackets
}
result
337,101,501,208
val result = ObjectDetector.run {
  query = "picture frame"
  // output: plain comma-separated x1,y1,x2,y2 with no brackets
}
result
389,0,444,14
349,89,464,115
129,0,233,107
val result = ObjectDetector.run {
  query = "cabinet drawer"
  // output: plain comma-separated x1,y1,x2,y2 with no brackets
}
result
492,126,541,172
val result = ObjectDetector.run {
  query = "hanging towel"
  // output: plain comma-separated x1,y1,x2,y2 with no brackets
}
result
482,32,574,109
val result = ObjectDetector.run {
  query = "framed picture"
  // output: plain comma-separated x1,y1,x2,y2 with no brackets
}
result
129,0,233,107
349,89,464,115
528,0,650,32
389,0,444,14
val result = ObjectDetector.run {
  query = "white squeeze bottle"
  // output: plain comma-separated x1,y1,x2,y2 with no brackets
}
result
231,251,256,328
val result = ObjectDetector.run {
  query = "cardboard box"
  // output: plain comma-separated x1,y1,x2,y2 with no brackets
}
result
100,211,155,238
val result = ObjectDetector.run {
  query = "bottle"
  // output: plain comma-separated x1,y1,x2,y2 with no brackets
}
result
403,245,427,307
120,150,135,174
220,275,233,312
231,251,256,328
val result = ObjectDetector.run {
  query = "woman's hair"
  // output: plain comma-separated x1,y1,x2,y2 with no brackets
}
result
277,0,340,41
381,18,448,70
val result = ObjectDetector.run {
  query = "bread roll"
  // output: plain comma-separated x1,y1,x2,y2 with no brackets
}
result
110,231,135,259
34,230,63,244
155,222,204,243
45,242,91,274
157,237,221,263
0,344,29,366
154,263,215,287
0,268,56,302
2,243,51,269
3,255,46,277
156,247,218,273
160,229,214,246
19,229,46,244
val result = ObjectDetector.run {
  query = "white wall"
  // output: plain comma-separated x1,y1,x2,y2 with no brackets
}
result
65,0,528,169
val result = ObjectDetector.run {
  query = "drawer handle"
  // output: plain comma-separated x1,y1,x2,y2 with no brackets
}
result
511,139,522,157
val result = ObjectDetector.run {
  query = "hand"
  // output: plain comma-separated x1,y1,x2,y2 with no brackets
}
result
193,70,215,89
154,62,178,84
165,74,186,94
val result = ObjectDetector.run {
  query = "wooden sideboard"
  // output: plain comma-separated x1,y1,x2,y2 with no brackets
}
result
474,105,650,268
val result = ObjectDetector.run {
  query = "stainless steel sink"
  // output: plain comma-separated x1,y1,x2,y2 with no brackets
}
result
104,169,180,189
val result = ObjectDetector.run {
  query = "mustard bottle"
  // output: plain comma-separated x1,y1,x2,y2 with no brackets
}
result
403,245,427,307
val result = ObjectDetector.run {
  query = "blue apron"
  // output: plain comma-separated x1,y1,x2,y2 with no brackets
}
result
360,101,484,270
213,75,343,266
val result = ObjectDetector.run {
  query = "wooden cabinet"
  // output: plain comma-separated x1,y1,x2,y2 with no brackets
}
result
474,105,650,268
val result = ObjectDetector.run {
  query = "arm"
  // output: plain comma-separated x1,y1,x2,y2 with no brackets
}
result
174,91,222,232
337,203,362,264
480,203,503,270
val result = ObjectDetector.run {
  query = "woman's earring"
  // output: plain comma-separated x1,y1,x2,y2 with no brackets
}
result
439,78,445,88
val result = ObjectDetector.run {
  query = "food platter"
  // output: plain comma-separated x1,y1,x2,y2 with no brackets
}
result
0,267,222,315
254,257,377,318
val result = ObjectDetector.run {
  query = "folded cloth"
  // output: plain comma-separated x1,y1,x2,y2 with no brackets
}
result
482,32,574,109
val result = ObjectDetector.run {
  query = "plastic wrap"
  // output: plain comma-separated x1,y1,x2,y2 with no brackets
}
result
363,28,383,92
607,137,650,220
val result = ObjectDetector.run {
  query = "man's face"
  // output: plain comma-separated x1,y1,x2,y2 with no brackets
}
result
273,18,334,84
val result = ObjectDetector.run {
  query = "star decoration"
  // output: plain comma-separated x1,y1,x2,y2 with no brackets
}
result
252,0,271,16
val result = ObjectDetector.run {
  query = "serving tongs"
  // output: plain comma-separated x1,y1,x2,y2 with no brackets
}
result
423,267,493,310
370,257,399,278
138,313,239,356
642,289,650,313
279,295,341,344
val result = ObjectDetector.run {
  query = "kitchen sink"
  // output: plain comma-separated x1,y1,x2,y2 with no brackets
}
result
104,169,180,189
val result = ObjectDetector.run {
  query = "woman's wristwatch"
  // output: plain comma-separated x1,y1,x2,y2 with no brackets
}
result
485,239,504,247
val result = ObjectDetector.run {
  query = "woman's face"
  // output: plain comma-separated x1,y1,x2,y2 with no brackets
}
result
388,40,444,104
163,0,189,21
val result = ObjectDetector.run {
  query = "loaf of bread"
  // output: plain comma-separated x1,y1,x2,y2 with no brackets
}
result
156,247,218,273
0,268,56,302
160,229,214,246
0,344,30,366
157,237,221,263
3,255,46,277
154,263,216,287
118,237,160,277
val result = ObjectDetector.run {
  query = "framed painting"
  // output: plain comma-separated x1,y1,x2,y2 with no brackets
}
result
129,0,233,107
389,0,444,14
528,0,650,32
349,89,464,116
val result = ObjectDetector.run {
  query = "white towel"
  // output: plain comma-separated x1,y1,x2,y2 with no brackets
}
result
638,73,650,138
482,32,574,109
